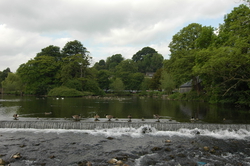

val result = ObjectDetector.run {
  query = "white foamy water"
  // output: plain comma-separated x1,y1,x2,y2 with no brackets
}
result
1,125,250,140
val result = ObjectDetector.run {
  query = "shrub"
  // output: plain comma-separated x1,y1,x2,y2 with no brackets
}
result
48,86,83,97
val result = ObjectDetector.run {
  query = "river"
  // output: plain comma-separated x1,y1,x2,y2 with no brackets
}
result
0,95,250,166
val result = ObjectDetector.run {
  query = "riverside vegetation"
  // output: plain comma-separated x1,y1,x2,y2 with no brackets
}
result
0,4,250,107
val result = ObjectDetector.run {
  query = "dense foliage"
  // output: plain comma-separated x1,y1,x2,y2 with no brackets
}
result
1,4,249,107
166,4,250,106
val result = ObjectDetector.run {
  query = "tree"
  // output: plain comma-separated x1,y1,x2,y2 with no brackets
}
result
115,59,138,75
61,53,91,83
132,47,162,73
195,26,215,49
97,70,111,90
17,55,60,95
110,78,125,94
82,78,104,95
63,79,82,91
167,23,214,87
193,47,250,105
36,45,62,60
150,68,162,90
147,53,164,72
217,4,250,53
61,40,88,57
141,77,151,91
1,73,22,94
169,23,202,55
160,71,176,94
0,68,11,88
93,59,106,70
106,54,124,72
129,72,145,90
132,46,157,62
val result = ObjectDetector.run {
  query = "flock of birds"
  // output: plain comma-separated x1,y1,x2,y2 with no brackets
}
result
72,113,163,122
13,113,226,123
12,112,164,122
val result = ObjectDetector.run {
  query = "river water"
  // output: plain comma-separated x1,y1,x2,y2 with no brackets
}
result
0,95,250,123
0,95,250,166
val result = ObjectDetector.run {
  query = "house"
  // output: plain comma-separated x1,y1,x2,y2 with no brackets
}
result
179,80,192,93
145,72,155,78
179,77,202,93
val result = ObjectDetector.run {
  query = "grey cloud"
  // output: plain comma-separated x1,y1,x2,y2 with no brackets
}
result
0,0,240,72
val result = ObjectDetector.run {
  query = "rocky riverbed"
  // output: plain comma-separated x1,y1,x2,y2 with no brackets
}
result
0,125,250,166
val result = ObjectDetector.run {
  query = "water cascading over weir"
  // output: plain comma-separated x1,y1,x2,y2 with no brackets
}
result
0,120,250,131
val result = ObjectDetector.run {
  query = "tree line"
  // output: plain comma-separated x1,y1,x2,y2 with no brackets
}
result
1,4,250,106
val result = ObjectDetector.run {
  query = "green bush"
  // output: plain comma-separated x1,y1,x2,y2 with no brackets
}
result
48,86,83,97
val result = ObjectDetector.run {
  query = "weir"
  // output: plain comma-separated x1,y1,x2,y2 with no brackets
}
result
0,121,250,131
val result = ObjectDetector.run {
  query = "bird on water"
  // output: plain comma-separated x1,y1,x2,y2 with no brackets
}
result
13,114,19,120
72,114,81,121
94,114,100,121
153,114,161,122
128,114,132,122
45,112,52,115
105,114,113,121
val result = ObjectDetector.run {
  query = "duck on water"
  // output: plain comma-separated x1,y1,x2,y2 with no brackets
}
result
72,114,81,121
105,114,113,121
128,114,132,122
13,114,19,120
153,114,161,122
94,114,100,121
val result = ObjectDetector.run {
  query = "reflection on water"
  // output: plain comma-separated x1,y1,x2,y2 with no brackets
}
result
0,95,249,123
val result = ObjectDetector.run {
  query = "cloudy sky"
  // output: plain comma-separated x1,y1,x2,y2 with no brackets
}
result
0,0,244,72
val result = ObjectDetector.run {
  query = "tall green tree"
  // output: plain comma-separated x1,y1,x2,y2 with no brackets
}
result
132,46,157,62
61,54,90,83
110,78,125,94
0,68,11,88
160,71,176,94
132,47,163,73
36,45,62,60
192,5,250,105
1,73,22,94
216,4,250,52
93,59,106,70
106,54,124,72
115,59,138,75
169,23,202,54
61,40,88,57
150,68,162,90
17,56,60,95
97,70,111,90
167,23,214,87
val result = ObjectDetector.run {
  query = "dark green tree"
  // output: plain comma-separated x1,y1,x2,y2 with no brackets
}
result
106,54,124,72
61,40,88,57
17,56,60,95
149,68,162,90
0,68,11,88
129,72,145,90
97,70,111,90
216,4,250,52
132,47,162,73
167,23,214,87
115,59,138,75
169,23,202,54
110,78,125,94
132,46,157,62
36,45,62,60
160,70,176,94
93,59,106,70
1,73,22,94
